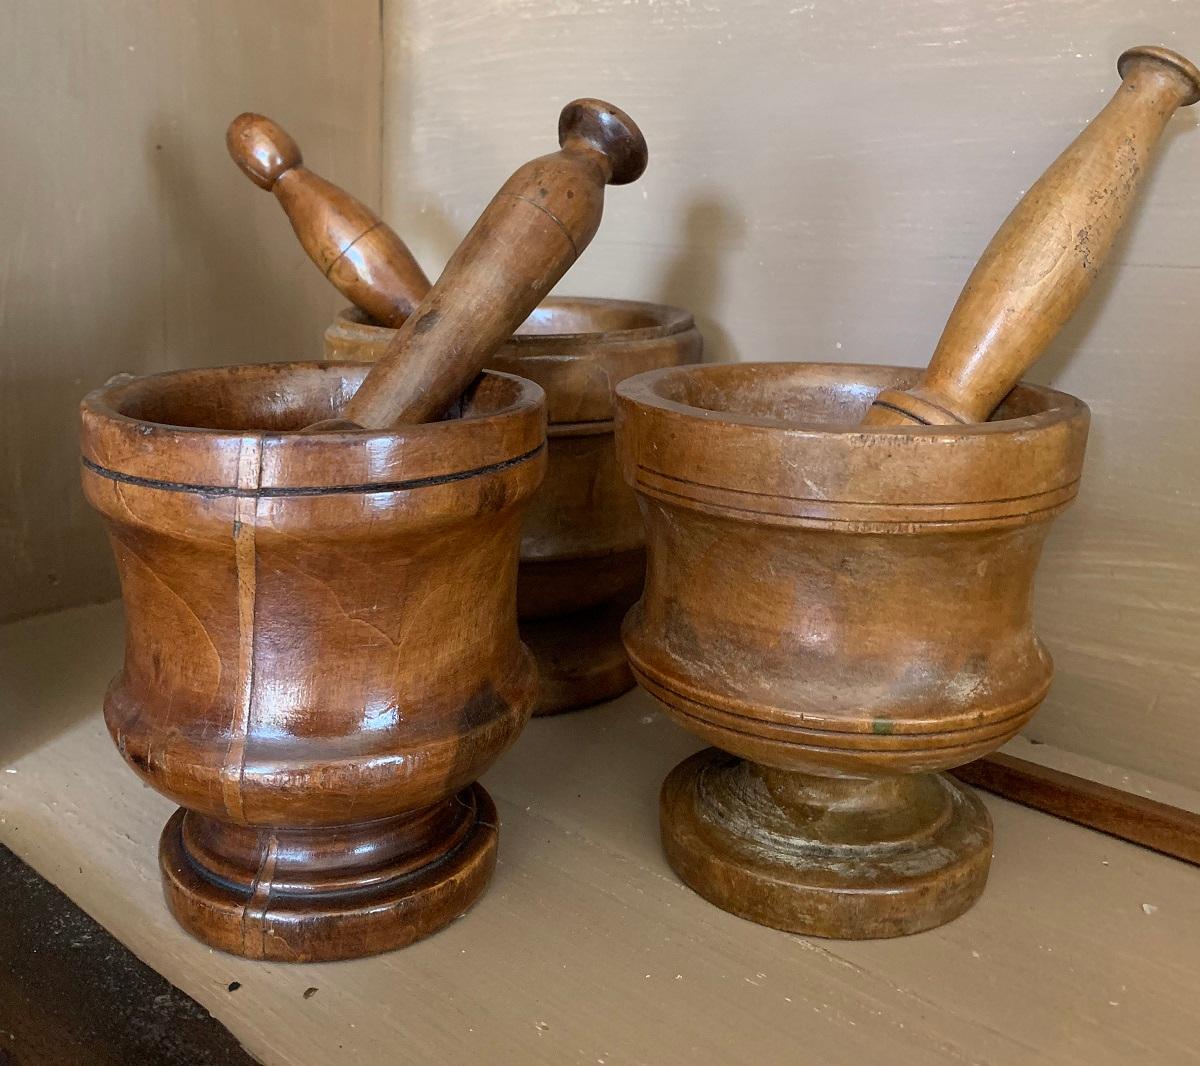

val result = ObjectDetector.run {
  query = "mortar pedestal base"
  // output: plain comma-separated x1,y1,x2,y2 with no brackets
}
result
159,785,498,962
524,599,636,716
660,749,992,939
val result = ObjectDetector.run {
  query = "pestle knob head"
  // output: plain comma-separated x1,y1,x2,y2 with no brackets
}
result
558,99,648,185
226,112,303,190
1117,46,1200,106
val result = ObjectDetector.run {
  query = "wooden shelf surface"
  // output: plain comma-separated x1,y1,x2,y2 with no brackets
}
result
2,602,1199,1065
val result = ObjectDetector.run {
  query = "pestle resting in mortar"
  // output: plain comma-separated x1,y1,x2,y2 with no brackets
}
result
312,98,648,431
78,98,646,961
864,45,1200,426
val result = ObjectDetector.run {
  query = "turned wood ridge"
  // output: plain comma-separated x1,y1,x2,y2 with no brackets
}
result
320,99,647,430
865,45,1200,426
226,113,431,327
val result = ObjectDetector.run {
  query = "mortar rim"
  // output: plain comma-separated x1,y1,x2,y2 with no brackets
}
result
615,361,1089,519
334,295,697,349
80,361,546,494
616,360,1087,439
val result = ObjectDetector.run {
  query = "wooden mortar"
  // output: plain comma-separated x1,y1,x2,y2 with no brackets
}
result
80,362,545,961
325,297,703,714
613,46,1190,937
616,362,1089,937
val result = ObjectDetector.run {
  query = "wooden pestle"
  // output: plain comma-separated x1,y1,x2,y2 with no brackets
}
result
319,98,647,430
226,113,431,327
864,46,1200,427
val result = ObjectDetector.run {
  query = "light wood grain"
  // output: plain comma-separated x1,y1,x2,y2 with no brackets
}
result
0,0,380,623
3,603,1200,1065
379,0,1200,787
863,45,1199,426
617,363,1089,937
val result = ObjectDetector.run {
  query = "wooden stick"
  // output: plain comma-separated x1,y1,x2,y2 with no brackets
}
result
952,753,1200,866
864,46,1200,426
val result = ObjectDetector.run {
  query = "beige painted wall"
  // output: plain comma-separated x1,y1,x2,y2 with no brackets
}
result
4,0,1194,786
0,0,381,622
382,0,1200,786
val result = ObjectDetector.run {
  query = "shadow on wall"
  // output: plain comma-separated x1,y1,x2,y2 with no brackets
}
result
0,118,165,625
0,602,124,765
145,114,329,366
2,104,357,626
0,371,120,623
379,19,465,280
658,197,744,364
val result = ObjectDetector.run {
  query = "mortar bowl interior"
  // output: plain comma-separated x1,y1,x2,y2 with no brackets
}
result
616,361,1089,510
80,362,546,494
88,361,534,433
636,361,1072,428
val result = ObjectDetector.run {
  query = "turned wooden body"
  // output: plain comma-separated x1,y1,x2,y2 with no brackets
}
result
620,46,1193,938
867,45,1200,426
326,297,702,713
81,363,545,960
617,363,1089,936
226,113,430,327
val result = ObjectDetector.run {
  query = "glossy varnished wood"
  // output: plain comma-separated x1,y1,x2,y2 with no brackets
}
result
341,99,648,429
226,113,430,327
326,298,702,714
617,363,1089,937
80,363,546,961
865,46,1200,426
